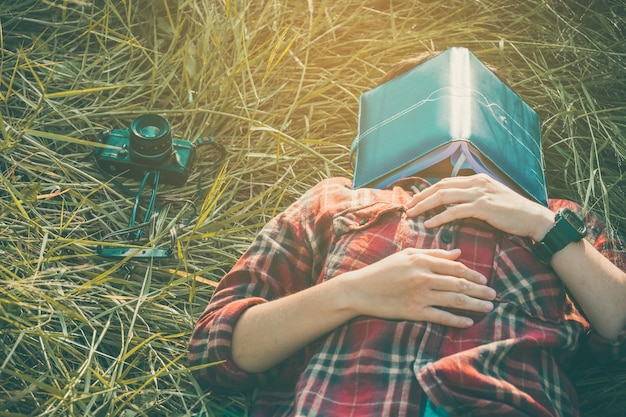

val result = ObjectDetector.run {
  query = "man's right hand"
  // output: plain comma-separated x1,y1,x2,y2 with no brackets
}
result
337,248,496,328
232,248,496,373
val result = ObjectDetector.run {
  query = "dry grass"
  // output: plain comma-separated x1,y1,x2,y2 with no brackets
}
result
0,0,625,416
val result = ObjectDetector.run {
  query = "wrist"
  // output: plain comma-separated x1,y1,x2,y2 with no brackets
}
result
531,208,588,263
531,207,557,242
326,272,362,319
332,269,371,319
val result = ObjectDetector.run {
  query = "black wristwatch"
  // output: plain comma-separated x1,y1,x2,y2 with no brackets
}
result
531,208,587,263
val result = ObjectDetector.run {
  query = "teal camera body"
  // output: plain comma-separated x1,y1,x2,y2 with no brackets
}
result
95,114,196,186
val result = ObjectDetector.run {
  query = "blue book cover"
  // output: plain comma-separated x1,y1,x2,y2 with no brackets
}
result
351,47,548,206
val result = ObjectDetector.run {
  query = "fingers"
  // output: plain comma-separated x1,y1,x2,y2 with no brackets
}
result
417,282,496,329
412,250,496,324
422,203,479,229
406,185,482,219
420,307,476,328
407,175,478,216
420,249,487,285
428,271,496,299
427,271,495,302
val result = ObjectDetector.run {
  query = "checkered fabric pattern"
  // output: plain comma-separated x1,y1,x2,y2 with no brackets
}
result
189,177,626,417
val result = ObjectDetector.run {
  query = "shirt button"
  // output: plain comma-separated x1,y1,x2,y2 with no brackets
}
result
440,229,454,243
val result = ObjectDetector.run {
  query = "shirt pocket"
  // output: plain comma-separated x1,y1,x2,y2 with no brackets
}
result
324,202,407,278
333,202,406,237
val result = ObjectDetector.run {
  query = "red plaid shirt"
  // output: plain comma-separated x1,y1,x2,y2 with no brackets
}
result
189,177,626,417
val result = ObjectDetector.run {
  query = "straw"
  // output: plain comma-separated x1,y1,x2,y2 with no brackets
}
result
1,0,624,415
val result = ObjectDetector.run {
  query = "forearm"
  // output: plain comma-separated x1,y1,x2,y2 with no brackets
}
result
503,221,626,340
529,206,626,340
551,239,626,340
231,276,356,373
231,248,497,373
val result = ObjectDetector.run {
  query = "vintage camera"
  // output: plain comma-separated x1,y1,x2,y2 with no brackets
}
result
95,114,196,185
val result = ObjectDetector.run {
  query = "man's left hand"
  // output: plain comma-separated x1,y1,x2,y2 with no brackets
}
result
405,174,553,241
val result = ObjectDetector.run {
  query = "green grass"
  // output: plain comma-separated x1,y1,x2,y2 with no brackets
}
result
1,0,625,415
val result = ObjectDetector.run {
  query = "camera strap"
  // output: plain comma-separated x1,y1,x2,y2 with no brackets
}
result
129,170,160,240
97,170,173,259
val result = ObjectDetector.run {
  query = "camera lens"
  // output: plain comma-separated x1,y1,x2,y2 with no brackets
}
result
129,114,173,164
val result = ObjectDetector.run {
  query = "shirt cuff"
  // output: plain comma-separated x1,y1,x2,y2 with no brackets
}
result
190,297,279,391
584,328,626,364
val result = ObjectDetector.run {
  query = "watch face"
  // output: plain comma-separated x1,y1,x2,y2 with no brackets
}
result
560,208,587,236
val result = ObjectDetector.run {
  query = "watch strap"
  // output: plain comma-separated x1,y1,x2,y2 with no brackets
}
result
531,208,586,263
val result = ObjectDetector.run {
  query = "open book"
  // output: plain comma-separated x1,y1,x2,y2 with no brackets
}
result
351,47,548,206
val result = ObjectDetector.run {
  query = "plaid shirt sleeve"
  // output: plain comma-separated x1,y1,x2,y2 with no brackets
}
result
548,199,626,363
187,178,344,391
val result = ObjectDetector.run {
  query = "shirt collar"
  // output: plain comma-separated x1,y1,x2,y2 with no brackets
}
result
385,176,434,194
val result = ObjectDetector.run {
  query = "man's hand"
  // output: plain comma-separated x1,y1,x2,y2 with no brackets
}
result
233,246,497,372
405,174,554,241
340,248,496,328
